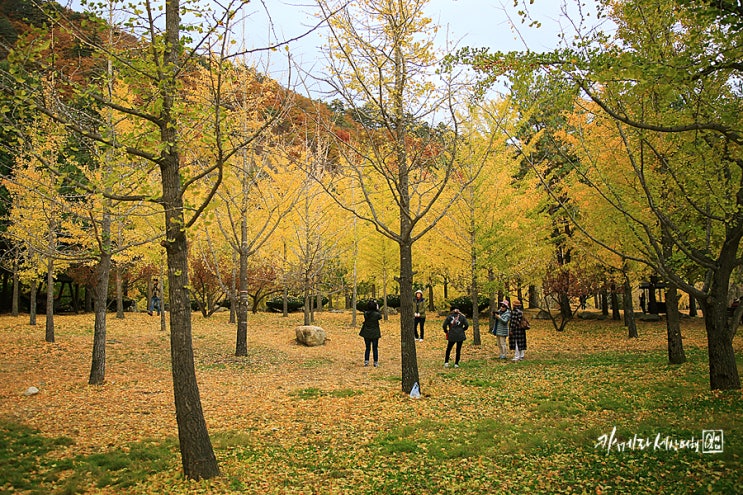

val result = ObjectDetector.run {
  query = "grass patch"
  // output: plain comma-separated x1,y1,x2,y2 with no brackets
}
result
0,420,175,493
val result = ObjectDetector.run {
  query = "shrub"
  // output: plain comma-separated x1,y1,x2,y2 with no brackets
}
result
266,296,304,312
356,295,401,311
446,296,490,317
265,296,329,313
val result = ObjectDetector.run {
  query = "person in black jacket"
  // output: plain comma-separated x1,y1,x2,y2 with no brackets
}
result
359,300,382,367
442,305,468,368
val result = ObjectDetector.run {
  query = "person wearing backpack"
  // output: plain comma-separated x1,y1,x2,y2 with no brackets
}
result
491,300,511,359
442,305,468,368
509,299,528,361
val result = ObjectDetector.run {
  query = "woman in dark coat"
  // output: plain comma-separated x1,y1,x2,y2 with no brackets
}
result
442,305,468,368
509,299,527,361
359,300,382,367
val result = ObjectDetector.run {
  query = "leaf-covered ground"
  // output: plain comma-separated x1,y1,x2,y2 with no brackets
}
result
0,310,740,494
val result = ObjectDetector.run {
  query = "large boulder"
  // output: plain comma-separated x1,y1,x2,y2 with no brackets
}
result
295,325,327,346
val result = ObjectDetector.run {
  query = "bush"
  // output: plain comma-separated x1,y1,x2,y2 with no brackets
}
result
356,295,401,311
266,296,304,312
265,296,329,313
446,296,490,317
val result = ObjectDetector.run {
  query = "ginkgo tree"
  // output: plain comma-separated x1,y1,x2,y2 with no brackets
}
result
458,0,742,389
4,114,84,343
0,0,305,478
315,0,480,394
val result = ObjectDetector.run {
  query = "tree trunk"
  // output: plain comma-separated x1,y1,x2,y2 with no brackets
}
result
700,298,740,390
235,224,248,356
161,0,218,479
399,238,420,394
115,265,125,319
528,285,539,309
45,258,54,343
162,162,218,478
623,271,638,338
469,219,481,345
664,283,686,364
12,259,19,316
89,250,112,385
29,278,37,326
488,268,496,333
610,283,621,320
600,288,609,316
688,293,697,317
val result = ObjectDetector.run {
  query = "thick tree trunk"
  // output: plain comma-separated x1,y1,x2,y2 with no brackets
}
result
665,283,686,364
162,161,218,478
528,285,539,309
699,275,740,390
161,0,218,478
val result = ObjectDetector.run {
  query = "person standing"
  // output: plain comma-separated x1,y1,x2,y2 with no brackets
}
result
509,299,527,361
148,279,161,316
359,300,382,367
442,305,468,368
491,300,511,359
414,289,426,341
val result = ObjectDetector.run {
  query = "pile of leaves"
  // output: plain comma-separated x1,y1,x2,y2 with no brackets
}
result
0,310,740,494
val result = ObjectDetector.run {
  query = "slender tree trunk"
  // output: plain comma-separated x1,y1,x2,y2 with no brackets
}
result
45,258,54,343
89,250,112,385
665,283,686,364
600,288,609,316
229,263,236,324
399,238,420,394
469,215,480,345
623,271,638,338
688,293,697,317
488,268,496,333
235,213,249,356
12,259,19,316
30,278,37,326
282,242,289,318
115,265,125,319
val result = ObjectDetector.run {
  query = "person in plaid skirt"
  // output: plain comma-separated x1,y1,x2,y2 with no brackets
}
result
508,299,527,361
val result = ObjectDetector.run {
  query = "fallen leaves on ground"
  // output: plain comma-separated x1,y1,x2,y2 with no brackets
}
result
0,310,740,494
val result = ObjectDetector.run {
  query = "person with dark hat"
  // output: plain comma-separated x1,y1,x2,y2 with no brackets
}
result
442,304,468,368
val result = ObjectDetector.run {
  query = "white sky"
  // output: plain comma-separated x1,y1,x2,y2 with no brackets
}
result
65,0,603,97
237,0,602,96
